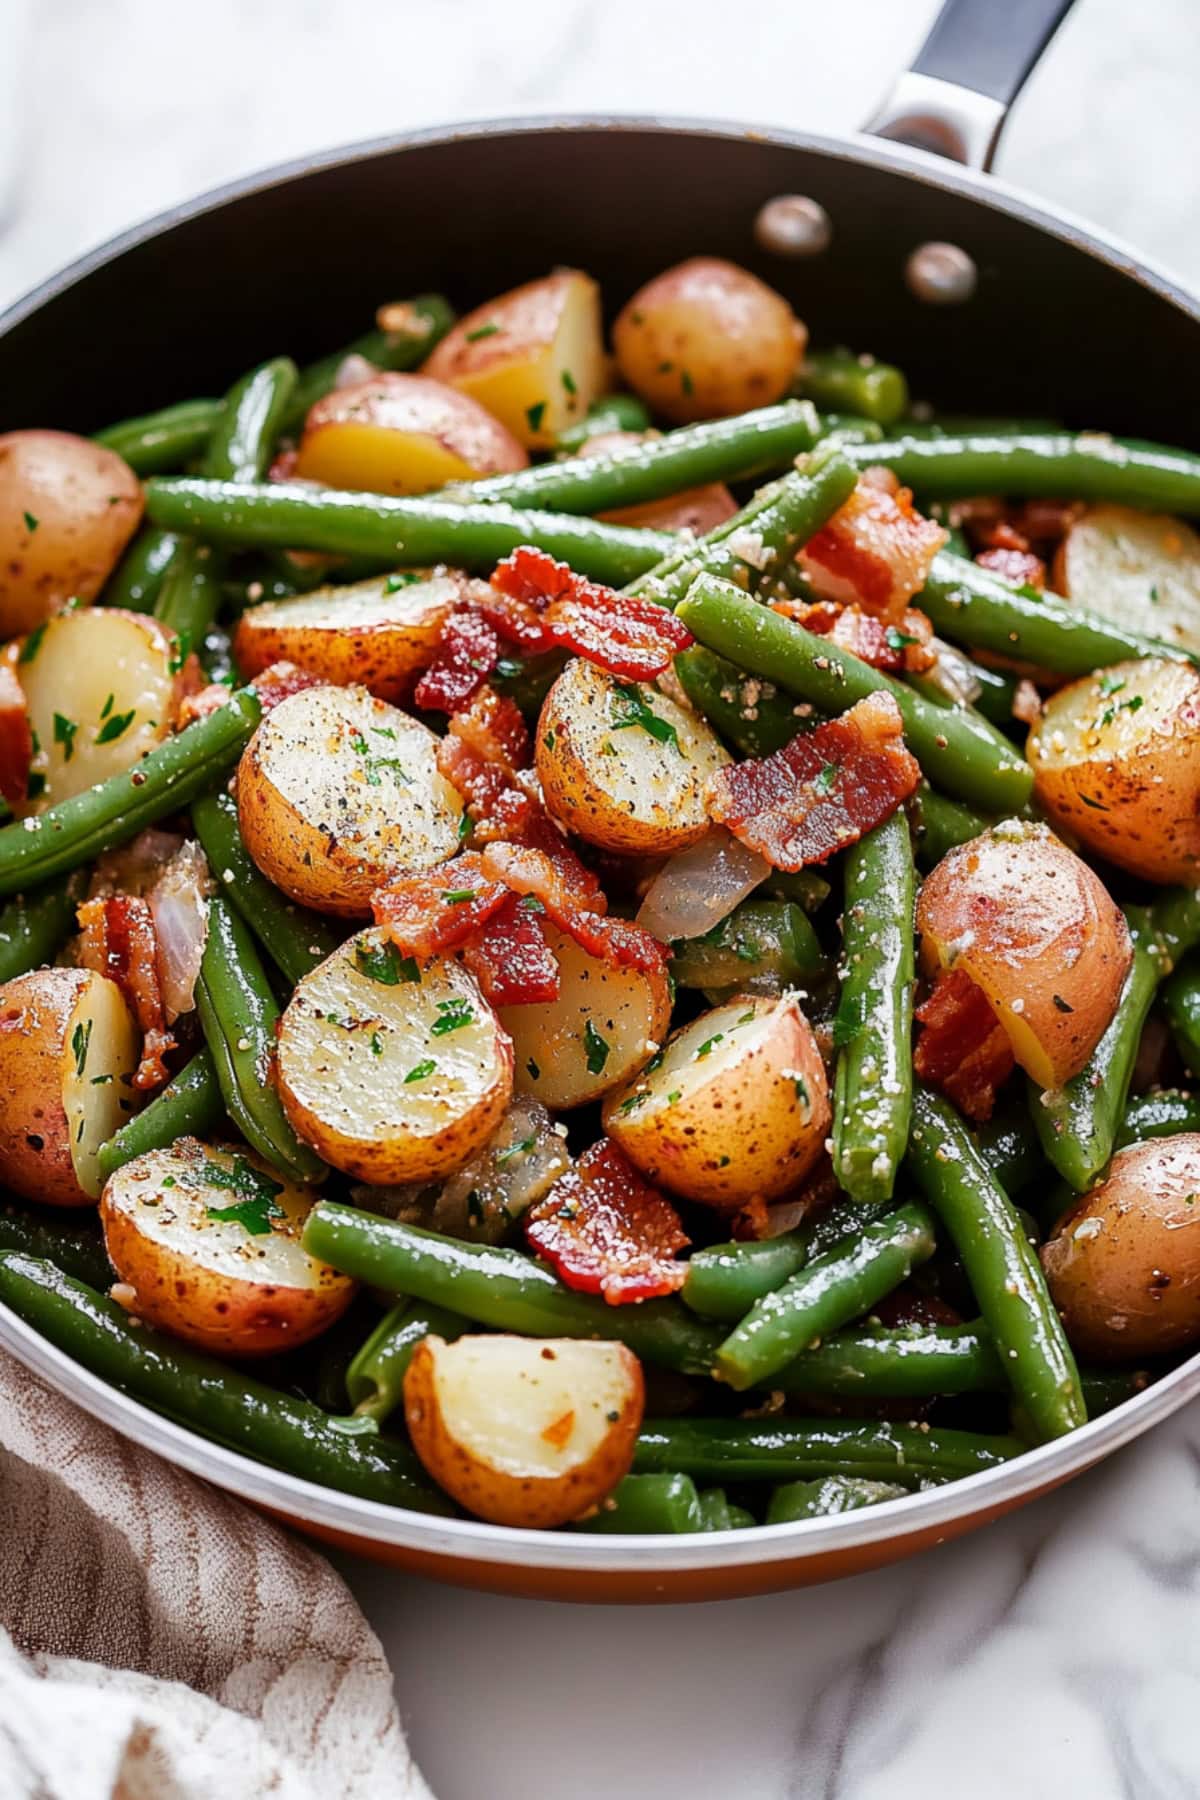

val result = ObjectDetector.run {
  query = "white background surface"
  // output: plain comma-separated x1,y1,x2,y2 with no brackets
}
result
3,2,1200,1796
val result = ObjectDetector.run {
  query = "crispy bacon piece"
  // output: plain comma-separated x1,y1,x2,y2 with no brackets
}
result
491,546,692,680
447,684,530,776
481,836,606,919
460,893,562,1005
526,1140,690,1304
0,664,33,811
413,608,502,713
773,599,936,674
176,661,322,728
976,547,1046,590
800,476,947,621
372,852,511,958
77,895,175,1091
913,965,1015,1123
707,690,920,871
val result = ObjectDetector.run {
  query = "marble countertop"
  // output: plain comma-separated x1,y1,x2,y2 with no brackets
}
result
3,1,1199,1795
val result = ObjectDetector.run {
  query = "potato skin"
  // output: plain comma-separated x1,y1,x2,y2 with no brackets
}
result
0,431,143,638
294,372,527,494
613,258,804,424
603,993,830,1211
404,1334,643,1528
1042,1135,1200,1359
100,1137,354,1356
1028,658,1200,884
232,571,467,700
917,822,1131,1090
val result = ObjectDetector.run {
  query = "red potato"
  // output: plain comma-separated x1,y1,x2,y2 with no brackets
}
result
1042,1135,1200,1359
0,664,32,809
916,822,1131,1091
0,430,142,638
293,372,527,495
613,257,805,424
579,429,738,535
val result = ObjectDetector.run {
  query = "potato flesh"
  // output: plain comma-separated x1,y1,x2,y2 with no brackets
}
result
603,993,830,1208
232,572,464,699
64,974,142,1199
424,272,605,449
498,923,671,1110
0,430,142,638
11,606,181,811
277,932,512,1183
1055,504,1200,654
1028,658,1200,884
237,683,464,913
294,372,527,495
536,657,729,854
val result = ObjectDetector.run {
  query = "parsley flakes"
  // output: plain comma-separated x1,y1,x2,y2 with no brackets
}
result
610,684,678,748
355,941,420,986
584,1020,610,1075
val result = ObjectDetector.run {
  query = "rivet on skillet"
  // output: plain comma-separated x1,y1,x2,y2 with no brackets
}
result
905,241,977,304
753,196,832,258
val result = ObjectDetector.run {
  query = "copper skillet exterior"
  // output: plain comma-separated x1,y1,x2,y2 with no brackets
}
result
1,116,1199,1599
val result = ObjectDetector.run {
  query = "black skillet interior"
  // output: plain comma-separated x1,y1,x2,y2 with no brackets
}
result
0,121,1196,444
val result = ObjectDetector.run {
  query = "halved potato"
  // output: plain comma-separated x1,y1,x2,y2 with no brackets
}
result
1054,504,1200,654
498,923,671,1111
277,931,512,1183
603,992,829,1210
0,430,143,639
7,606,187,811
404,1333,643,1528
100,1136,354,1355
233,570,468,700
1042,1134,1200,1359
536,657,729,855
1027,657,1200,884
236,683,464,914
917,822,1131,1090
294,372,528,495
424,271,606,449
0,967,139,1205
612,257,805,424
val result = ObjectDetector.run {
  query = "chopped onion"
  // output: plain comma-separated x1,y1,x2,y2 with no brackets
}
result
148,840,214,1022
924,638,983,707
636,828,769,944
333,353,379,391
90,829,184,901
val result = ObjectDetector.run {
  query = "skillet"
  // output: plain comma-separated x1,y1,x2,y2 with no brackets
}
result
1,0,1198,1600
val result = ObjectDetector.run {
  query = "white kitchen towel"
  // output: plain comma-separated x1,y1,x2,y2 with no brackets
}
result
0,1349,433,1800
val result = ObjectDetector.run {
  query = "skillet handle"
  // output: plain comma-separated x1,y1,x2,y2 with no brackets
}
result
863,0,1075,171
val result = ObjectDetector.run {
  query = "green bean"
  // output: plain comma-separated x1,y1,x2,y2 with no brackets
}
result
1081,1368,1151,1418
345,1298,467,1424
191,788,342,985
814,414,885,448
766,1476,908,1524
633,1417,1022,1486
801,1194,892,1261
1148,885,1200,968
554,394,652,454
674,645,810,757
1162,956,1200,1078
455,400,821,515
0,692,260,898
0,1253,453,1513
1030,907,1162,1190
973,1102,1041,1196
918,551,1193,673
0,1207,112,1289
901,416,1061,439
574,1472,705,1533
676,575,1034,814
195,897,325,1184
695,1488,735,1531
144,478,673,588
104,527,181,613
669,899,825,996
682,1230,811,1323
760,868,833,914
95,398,222,475
634,448,858,609
907,1086,1084,1441
833,811,915,1205
1117,1088,1200,1148
303,1205,724,1374
96,1049,225,1183
907,656,1019,729
910,783,991,868
0,873,81,983
773,1320,1005,1399
853,429,1200,516
205,356,298,484
797,349,908,426
280,294,456,433
153,536,223,645
714,1204,938,1390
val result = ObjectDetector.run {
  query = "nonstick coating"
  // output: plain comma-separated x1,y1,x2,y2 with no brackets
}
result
1,119,1197,443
